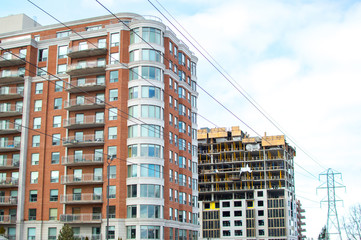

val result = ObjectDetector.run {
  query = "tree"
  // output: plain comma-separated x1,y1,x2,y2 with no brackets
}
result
0,226,5,235
58,224,74,240
318,226,329,240
343,204,361,240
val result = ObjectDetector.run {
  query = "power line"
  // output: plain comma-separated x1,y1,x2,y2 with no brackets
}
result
147,0,327,172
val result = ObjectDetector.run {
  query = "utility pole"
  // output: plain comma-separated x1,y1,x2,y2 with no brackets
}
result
317,168,345,240
106,155,114,240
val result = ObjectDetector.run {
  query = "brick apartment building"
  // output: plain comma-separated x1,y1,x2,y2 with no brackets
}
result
0,13,199,240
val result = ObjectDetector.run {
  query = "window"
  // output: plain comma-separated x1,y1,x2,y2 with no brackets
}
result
222,211,230,217
57,64,67,74
141,105,162,119
38,48,48,61
130,28,140,44
140,205,160,218
48,228,57,240
129,67,139,80
32,135,40,147
258,200,264,207
97,58,106,67
259,220,264,226
35,83,43,94
127,165,137,177
127,226,136,239
222,202,230,208
98,38,106,48
223,221,230,227
140,226,160,239
110,32,120,47
141,86,161,99
259,230,265,236
235,220,242,226
142,27,161,45
140,144,161,158
51,171,59,183
235,230,242,236
257,191,263,197
258,210,264,216
33,117,41,129
140,164,161,178
235,210,242,216
50,189,58,201
29,190,37,202
28,227,36,239
108,165,116,179
29,209,36,221
106,146,116,160
52,134,60,146
127,184,137,198
142,49,162,62
140,184,161,198
108,186,116,198
51,152,60,164
141,125,161,138
109,108,117,120
108,127,117,139
109,89,118,101
53,116,61,128
110,53,119,64
56,31,70,38
127,205,137,218
31,153,39,165
234,201,242,207
34,100,42,111
109,70,118,83
49,208,57,220
141,66,161,81
37,66,47,76
129,50,139,62
129,87,138,99
58,45,68,59
54,98,62,109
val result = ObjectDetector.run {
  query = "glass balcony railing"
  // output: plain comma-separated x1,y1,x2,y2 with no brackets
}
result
60,193,103,204
66,77,106,93
61,173,103,185
62,154,104,166
64,97,105,111
63,134,104,148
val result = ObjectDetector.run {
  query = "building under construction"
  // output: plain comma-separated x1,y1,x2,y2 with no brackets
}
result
197,127,298,239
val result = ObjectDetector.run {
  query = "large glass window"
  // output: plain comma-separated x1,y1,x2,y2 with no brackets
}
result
127,206,137,218
127,184,137,198
140,144,160,158
127,226,136,239
141,86,161,99
127,165,137,177
50,189,58,201
140,184,161,198
140,164,161,178
141,66,161,81
109,89,118,101
141,125,161,138
109,71,118,83
34,100,42,111
130,28,140,44
128,145,138,158
141,105,162,119
109,108,117,120
58,45,68,59
38,49,48,62
142,28,161,45
54,98,62,109
140,205,160,219
48,227,57,240
32,135,40,147
108,127,117,140
142,49,162,62
140,226,160,239
28,227,36,239
129,87,138,99
128,106,139,118
31,153,39,165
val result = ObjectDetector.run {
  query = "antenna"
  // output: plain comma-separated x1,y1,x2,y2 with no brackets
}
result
317,168,345,239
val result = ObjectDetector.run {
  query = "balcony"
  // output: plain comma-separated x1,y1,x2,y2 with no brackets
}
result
66,61,106,77
74,234,101,240
60,213,102,223
0,140,21,152
60,193,103,204
61,173,103,185
66,77,106,93
67,44,107,59
64,115,105,129
62,154,104,166
0,71,24,84
0,122,21,135
0,158,19,170
0,215,16,224
63,134,104,148
0,53,26,67
0,177,18,188
64,97,105,111
0,196,17,206
0,87,24,100
0,104,22,117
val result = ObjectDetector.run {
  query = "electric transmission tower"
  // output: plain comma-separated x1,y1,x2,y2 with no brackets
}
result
317,168,345,240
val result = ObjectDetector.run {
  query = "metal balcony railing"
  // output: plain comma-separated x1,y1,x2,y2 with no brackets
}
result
0,196,17,205
0,87,24,100
0,158,19,169
67,44,107,59
0,140,21,151
63,115,105,129
0,104,23,116
60,193,103,204
0,177,18,187
62,154,104,166
61,173,103,185
59,213,102,223
66,77,106,93
64,97,105,111
0,215,16,224
63,134,104,148
0,53,26,67
66,60,106,76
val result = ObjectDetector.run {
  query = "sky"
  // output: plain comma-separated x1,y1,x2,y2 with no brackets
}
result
2,0,361,238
